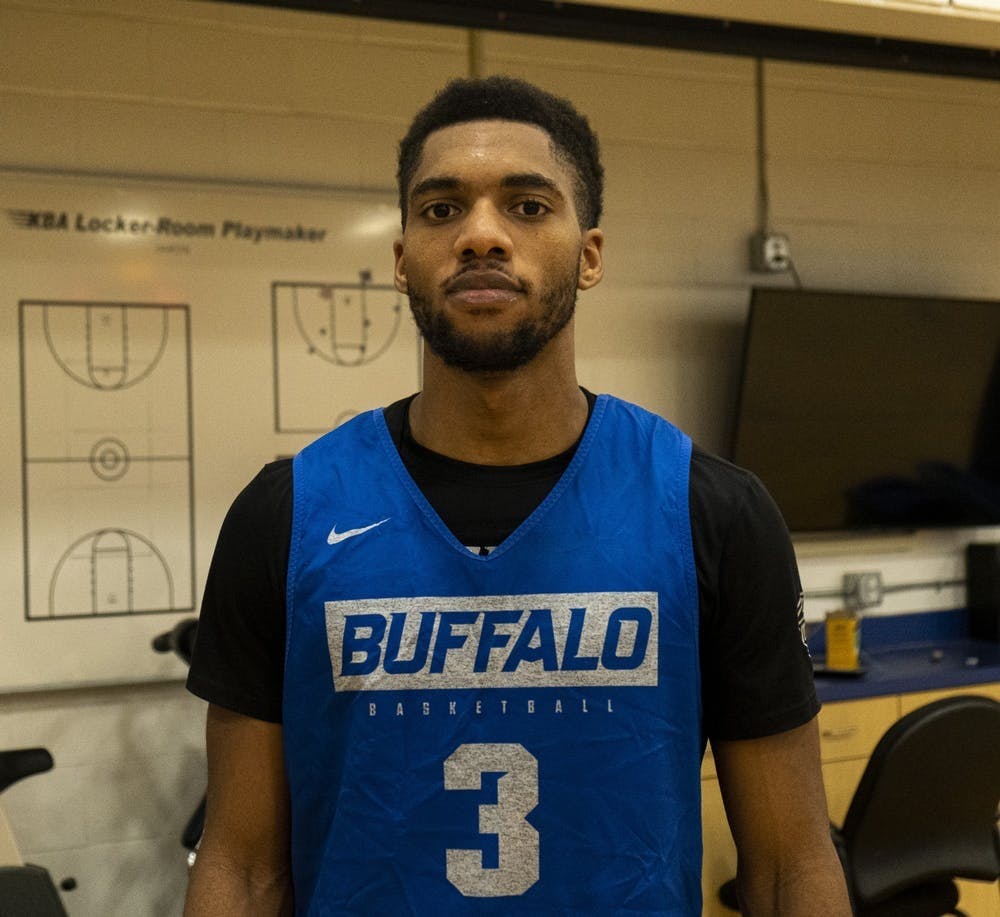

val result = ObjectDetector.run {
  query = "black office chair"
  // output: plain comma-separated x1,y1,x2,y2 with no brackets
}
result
718,694,1000,916
0,748,69,917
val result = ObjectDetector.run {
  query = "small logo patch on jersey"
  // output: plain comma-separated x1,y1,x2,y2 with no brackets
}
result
327,518,390,545
326,592,659,692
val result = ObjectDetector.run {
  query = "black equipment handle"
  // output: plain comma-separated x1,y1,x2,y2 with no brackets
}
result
0,748,53,795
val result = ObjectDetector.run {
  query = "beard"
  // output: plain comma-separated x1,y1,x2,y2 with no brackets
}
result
407,262,580,373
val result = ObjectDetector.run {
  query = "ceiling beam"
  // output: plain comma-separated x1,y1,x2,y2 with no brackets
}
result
220,0,1000,81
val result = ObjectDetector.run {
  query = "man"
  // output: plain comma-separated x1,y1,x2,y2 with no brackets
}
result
185,76,851,915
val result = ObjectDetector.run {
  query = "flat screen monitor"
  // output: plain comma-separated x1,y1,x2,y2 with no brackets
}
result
730,288,1000,534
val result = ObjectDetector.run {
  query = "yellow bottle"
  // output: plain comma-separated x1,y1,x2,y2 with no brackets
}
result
825,609,861,671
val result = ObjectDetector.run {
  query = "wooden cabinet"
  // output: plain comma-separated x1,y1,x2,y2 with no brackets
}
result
816,695,899,763
701,775,735,917
899,682,1000,715
700,684,1000,916
817,695,900,825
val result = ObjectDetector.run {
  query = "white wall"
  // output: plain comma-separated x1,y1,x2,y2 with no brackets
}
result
1,1,998,913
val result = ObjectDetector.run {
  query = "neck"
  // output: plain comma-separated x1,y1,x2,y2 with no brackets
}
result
409,332,588,465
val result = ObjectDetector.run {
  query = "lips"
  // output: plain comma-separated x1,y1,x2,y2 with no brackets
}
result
445,270,522,304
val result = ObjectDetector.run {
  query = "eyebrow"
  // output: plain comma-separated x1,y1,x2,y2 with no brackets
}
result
501,173,563,197
409,172,565,201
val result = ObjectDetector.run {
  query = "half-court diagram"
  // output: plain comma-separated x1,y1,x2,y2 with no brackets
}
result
19,300,194,621
272,275,420,433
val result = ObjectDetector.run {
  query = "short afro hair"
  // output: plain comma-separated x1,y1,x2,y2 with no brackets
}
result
397,76,604,231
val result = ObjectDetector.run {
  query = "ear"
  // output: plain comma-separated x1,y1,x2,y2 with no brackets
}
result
577,228,604,291
392,239,408,294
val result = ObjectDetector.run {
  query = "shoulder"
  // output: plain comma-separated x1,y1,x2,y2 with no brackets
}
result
691,445,753,494
298,408,388,458
596,397,693,463
209,459,294,574
187,459,293,723
688,444,799,634
600,395,683,432
204,461,294,578
690,448,814,741
690,445,789,547
227,459,293,530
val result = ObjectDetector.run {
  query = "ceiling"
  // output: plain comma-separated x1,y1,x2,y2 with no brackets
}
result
220,0,1000,81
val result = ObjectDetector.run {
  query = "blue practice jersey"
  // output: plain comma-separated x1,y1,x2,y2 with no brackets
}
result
284,395,702,915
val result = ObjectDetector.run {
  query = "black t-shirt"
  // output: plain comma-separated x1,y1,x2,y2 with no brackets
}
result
187,394,818,741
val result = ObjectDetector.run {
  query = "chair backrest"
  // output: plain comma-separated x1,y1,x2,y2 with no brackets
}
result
840,694,1000,906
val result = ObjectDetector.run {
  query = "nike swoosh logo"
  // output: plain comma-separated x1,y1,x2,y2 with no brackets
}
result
327,518,390,545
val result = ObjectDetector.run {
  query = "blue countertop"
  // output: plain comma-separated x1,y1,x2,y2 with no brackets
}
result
808,609,1000,703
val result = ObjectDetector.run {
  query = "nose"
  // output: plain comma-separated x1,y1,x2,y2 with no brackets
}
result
454,200,512,261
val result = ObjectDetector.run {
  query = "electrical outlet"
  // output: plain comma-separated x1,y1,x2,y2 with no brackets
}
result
843,572,884,610
749,231,791,272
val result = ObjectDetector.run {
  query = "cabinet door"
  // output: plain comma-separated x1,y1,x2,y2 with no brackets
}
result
821,757,869,827
956,879,1000,917
898,682,1000,715
817,696,899,764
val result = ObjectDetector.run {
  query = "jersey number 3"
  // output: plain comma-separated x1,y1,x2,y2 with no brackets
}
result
443,743,539,897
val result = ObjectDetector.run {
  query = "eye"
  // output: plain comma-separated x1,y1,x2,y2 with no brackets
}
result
511,199,550,217
420,202,459,221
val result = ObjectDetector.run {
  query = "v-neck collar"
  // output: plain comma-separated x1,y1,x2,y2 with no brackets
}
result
374,394,609,562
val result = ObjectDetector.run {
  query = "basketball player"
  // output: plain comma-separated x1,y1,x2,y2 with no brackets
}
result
184,77,851,915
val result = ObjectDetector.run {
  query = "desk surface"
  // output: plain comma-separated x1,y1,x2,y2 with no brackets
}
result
814,638,1000,702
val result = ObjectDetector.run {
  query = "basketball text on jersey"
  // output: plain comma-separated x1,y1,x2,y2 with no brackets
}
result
326,591,658,692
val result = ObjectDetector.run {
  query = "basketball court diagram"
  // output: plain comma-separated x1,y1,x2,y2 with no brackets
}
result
272,274,421,433
19,300,195,621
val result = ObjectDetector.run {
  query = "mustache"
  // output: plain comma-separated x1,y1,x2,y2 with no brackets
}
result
442,261,528,293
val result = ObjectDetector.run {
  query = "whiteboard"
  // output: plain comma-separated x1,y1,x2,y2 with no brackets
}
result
1,171,418,691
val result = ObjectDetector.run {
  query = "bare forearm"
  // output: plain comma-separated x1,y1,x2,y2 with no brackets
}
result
715,721,852,917
184,852,294,917
737,849,852,917
189,707,293,915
